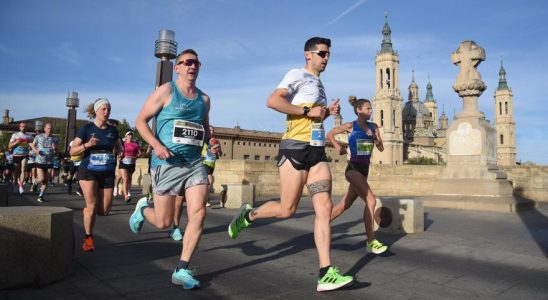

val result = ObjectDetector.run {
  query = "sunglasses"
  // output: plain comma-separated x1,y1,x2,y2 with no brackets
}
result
177,59,201,67
310,50,330,58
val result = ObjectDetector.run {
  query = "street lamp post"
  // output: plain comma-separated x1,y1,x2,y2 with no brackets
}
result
65,91,79,153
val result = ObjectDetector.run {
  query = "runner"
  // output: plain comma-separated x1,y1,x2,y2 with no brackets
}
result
8,122,33,194
67,140,84,196
115,130,141,203
3,150,14,183
131,48,218,289
27,146,38,192
227,37,354,292
70,98,122,252
326,97,388,255
30,122,58,203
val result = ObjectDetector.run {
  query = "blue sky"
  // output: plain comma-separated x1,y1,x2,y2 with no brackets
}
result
1,0,547,164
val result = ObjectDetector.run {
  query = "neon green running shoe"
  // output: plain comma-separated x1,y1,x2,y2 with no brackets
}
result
228,203,252,239
317,266,354,292
366,239,388,254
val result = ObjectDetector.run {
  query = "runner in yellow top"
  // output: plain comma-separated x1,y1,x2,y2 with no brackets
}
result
228,37,354,292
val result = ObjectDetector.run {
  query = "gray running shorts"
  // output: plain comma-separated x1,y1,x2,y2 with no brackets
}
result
151,159,208,196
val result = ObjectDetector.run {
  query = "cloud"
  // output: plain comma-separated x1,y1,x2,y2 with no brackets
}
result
48,43,82,67
325,0,369,28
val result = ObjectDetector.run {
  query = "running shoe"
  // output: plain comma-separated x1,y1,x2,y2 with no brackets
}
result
113,187,118,197
171,268,200,289
124,196,132,204
18,185,24,194
366,239,388,254
170,226,183,241
76,188,83,197
316,266,354,292
228,203,252,239
37,196,44,203
205,202,211,207
129,197,149,233
82,236,96,252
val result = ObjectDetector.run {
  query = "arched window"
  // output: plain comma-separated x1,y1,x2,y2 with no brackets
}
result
386,68,391,88
380,69,383,88
500,134,504,145
380,110,384,126
505,102,508,115
499,102,502,115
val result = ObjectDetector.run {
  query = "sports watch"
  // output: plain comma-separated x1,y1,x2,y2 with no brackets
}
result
303,106,310,116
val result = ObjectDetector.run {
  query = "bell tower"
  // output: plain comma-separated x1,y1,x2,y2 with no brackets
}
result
494,61,516,166
372,12,404,165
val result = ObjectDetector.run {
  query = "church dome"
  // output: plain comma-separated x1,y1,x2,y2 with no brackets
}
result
403,100,430,121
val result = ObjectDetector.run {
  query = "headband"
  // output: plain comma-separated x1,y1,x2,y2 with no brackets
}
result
94,99,110,112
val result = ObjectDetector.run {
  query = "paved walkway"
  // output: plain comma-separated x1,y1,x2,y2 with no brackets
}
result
1,184,547,299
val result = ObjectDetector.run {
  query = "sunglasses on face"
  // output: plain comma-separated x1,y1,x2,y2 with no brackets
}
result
310,50,330,58
177,59,201,67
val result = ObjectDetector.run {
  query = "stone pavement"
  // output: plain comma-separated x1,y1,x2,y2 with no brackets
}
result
1,184,547,299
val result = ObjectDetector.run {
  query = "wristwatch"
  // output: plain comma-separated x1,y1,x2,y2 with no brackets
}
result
303,106,310,116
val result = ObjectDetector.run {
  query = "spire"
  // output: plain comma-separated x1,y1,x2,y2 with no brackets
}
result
497,60,509,91
380,11,394,54
425,73,435,102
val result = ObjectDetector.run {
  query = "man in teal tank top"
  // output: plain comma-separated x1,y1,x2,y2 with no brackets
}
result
132,49,219,290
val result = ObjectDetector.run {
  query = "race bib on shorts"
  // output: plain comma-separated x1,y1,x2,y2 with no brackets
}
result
310,123,325,147
73,160,81,167
356,139,374,156
88,152,115,171
122,157,136,165
172,120,204,147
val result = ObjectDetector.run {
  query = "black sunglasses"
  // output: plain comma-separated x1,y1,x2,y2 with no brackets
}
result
310,50,330,58
177,59,201,67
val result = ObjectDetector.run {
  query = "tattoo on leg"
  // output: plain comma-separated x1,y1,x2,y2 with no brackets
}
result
307,179,332,196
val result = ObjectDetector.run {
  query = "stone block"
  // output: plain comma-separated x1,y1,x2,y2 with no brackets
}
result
224,184,255,208
141,173,152,195
373,197,424,234
0,184,8,207
0,206,73,289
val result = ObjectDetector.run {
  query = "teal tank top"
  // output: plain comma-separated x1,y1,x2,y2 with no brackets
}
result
151,81,206,167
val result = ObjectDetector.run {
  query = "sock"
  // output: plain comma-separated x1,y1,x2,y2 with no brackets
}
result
319,265,331,279
177,260,189,271
244,210,253,223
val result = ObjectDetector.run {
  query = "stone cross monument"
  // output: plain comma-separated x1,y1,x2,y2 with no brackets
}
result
428,41,526,212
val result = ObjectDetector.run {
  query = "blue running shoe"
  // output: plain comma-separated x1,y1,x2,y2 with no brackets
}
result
129,197,149,233
170,226,183,241
171,268,200,289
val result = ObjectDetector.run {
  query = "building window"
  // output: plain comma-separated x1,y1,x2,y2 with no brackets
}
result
392,110,396,128
380,110,384,127
244,154,250,160
499,102,502,115
500,134,504,145
505,102,508,114
265,155,270,160
254,155,260,160
380,69,383,88
243,142,246,145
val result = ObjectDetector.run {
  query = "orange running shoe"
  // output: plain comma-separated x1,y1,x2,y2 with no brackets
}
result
82,236,96,252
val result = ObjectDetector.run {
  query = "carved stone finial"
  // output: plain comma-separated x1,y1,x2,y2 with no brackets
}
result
451,40,487,97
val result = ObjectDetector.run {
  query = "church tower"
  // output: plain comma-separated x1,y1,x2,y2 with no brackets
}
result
494,61,516,166
372,12,404,165
423,75,438,129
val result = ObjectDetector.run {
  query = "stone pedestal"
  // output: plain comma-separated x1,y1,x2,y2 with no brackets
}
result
374,197,424,234
224,184,255,209
0,206,73,289
141,173,152,195
430,40,521,212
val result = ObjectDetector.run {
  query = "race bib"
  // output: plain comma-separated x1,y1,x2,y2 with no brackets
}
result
73,160,81,167
172,120,204,147
310,123,325,147
356,139,374,156
122,157,136,165
88,152,115,171
40,147,53,156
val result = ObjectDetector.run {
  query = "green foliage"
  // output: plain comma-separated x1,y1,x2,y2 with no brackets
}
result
0,133,10,152
406,156,438,165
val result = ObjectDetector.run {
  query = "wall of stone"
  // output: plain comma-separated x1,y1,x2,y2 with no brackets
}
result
132,159,547,203
500,165,548,202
